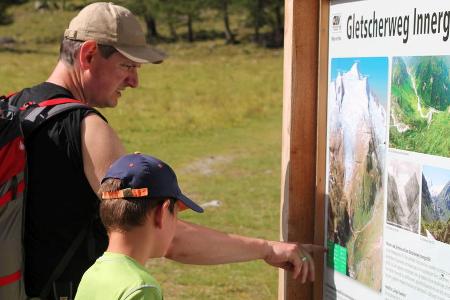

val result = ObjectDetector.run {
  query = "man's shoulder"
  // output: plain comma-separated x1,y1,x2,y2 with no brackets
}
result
12,81,106,124
12,82,73,105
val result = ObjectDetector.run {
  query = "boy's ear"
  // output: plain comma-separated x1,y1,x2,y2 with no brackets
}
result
78,40,98,70
153,205,163,229
153,200,171,229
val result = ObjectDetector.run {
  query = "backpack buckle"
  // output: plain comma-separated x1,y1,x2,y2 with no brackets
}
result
20,101,37,110
0,98,18,120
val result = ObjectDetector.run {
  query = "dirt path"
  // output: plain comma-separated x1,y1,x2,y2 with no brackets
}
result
391,110,410,133
351,191,382,237
407,67,440,127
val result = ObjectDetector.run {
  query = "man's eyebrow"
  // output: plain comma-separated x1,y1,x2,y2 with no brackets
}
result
120,62,141,68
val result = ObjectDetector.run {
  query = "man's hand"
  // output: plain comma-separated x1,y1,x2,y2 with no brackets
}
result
167,221,326,283
264,241,326,283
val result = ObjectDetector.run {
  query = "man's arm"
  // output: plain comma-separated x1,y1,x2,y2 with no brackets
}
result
80,113,324,282
81,113,126,193
166,220,325,283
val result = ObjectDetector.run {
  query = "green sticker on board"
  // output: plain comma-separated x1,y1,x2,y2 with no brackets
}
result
327,240,347,275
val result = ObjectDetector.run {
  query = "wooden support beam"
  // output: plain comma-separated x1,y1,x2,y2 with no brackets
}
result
279,0,329,299
314,1,330,300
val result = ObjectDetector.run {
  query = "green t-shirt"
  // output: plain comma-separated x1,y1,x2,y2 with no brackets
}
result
75,252,162,300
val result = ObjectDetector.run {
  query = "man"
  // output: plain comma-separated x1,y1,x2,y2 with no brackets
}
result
15,2,322,299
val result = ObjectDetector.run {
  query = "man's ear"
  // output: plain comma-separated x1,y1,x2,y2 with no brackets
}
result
78,40,98,70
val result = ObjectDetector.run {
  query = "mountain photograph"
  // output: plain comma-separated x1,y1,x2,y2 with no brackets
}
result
386,159,420,233
421,165,450,244
327,57,387,291
390,56,450,157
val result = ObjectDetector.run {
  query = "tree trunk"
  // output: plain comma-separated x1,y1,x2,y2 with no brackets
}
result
222,0,235,44
144,14,159,41
187,14,194,42
167,11,178,41
273,1,283,47
253,0,264,43
254,26,260,43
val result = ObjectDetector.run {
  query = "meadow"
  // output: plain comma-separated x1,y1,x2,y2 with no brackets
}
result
0,3,284,299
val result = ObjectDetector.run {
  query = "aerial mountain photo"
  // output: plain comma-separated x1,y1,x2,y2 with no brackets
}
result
421,166,450,244
390,56,450,157
386,159,420,233
327,57,387,291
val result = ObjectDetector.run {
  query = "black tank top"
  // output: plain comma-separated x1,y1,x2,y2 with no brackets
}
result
14,82,108,297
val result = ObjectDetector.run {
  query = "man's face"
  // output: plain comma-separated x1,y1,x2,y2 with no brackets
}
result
85,49,141,108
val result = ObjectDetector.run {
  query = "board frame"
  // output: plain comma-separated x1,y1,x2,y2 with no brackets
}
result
279,0,330,299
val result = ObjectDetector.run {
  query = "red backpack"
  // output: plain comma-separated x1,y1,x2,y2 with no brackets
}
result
0,94,94,299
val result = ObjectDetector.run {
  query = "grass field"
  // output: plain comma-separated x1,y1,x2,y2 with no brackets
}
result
0,3,284,299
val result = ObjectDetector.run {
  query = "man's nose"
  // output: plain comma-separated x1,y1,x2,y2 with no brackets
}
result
126,69,139,88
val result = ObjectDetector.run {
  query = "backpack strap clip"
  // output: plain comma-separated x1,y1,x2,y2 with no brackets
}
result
19,101,37,111
0,96,19,121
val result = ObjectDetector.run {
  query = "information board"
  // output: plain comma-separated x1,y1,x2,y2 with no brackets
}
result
325,1,450,299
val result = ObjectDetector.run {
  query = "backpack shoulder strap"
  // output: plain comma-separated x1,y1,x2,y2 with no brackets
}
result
20,98,106,138
39,223,90,299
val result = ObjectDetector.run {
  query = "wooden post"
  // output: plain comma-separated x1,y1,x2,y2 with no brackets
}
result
314,1,330,300
279,0,329,299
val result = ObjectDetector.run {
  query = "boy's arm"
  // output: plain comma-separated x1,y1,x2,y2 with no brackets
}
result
166,220,324,283
81,113,127,193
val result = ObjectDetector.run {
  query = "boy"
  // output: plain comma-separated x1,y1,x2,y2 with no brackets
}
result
75,153,203,300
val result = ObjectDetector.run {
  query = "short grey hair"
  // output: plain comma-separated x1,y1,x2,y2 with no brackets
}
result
59,38,118,65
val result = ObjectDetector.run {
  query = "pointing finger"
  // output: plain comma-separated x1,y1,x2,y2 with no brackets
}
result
301,244,327,253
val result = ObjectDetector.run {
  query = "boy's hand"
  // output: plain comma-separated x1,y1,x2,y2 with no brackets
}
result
263,241,326,283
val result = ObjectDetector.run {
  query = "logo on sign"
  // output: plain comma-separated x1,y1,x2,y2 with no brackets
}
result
332,14,342,33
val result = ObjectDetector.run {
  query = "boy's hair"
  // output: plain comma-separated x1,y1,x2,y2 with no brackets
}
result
99,178,176,232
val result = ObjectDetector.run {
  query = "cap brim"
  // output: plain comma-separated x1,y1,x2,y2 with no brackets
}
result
115,44,167,64
178,194,204,213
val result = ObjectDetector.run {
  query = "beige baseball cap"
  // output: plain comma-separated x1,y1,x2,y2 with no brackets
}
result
64,2,166,64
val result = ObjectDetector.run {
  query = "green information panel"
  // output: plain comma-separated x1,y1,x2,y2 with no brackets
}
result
327,240,347,275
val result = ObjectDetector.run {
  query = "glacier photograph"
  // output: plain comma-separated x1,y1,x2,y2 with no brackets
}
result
390,56,450,158
386,158,420,233
327,57,387,291
421,165,450,245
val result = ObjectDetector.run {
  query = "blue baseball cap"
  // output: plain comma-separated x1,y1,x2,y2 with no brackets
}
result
101,153,203,213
